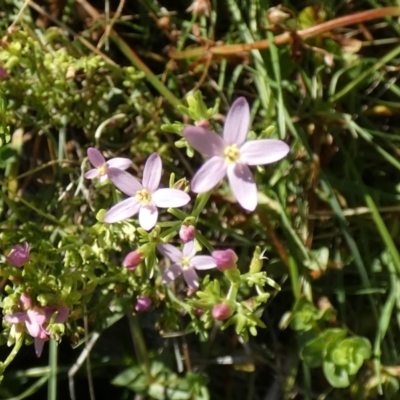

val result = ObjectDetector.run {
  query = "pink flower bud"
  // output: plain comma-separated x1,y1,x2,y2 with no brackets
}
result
135,296,152,312
212,249,238,271
19,293,33,310
195,119,211,129
123,251,143,271
0,67,8,79
186,0,211,17
6,242,30,267
179,225,195,243
212,303,232,321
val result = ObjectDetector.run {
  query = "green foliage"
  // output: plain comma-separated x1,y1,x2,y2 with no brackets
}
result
1,0,400,398
302,330,372,388
112,362,209,400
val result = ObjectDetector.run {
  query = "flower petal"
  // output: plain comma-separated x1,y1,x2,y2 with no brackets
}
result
87,147,105,167
84,168,99,179
25,308,46,338
107,157,132,170
157,243,183,263
162,264,183,284
182,268,199,290
227,163,257,211
191,256,216,270
103,198,141,223
45,306,69,323
152,189,191,208
142,153,162,193
184,126,225,156
138,204,158,231
190,157,227,193
223,97,250,146
34,338,46,358
3,312,28,323
182,241,196,258
107,168,142,196
240,139,290,165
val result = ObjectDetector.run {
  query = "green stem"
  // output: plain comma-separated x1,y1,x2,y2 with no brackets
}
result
109,32,181,109
288,256,301,299
191,192,211,219
127,313,152,381
3,335,24,368
48,339,58,400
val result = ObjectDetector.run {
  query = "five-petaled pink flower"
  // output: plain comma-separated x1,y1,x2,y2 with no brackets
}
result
184,97,290,211
158,240,216,290
3,294,69,357
103,153,191,230
6,242,30,267
84,147,132,183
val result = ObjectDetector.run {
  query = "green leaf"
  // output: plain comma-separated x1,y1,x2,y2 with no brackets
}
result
301,336,325,368
323,361,351,388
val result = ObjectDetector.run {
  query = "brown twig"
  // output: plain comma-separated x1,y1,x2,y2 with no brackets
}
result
169,7,400,60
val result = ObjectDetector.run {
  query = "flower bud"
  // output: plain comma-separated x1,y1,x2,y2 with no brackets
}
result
19,293,33,310
0,67,8,79
123,250,143,271
212,249,238,271
6,242,30,267
267,7,290,25
212,303,232,321
186,0,211,17
195,119,211,129
179,225,195,243
135,296,152,312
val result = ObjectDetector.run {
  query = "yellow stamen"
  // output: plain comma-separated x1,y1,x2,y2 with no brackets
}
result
97,165,107,176
181,256,191,267
224,144,240,164
135,189,151,205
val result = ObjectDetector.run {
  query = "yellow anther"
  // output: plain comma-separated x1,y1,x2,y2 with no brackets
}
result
135,189,151,205
224,144,240,164
97,165,107,176
181,256,191,267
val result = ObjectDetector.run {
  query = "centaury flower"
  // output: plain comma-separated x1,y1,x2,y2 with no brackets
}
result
103,153,191,231
158,240,216,290
183,97,290,211
6,242,30,267
84,147,132,183
3,295,69,357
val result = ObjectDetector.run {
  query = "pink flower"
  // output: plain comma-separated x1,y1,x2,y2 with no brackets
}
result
6,242,30,267
123,250,143,271
212,249,238,271
158,241,216,290
3,296,69,357
0,67,8,79
135,296,152,312
84,147,132,183
103,153,191,231
179,225,196,243
184,97,290,211
212,303,232,320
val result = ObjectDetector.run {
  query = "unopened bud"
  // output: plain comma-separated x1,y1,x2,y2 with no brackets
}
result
212,249,238,271
0,67,8,79
135,296,152,312
123,250,143,271
195,119,211,129
179,225,196,243
6,242,30,267
19,293,33,310
212,303,232,321
267,7,290,25
186,0,211,17
173,178,189,191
